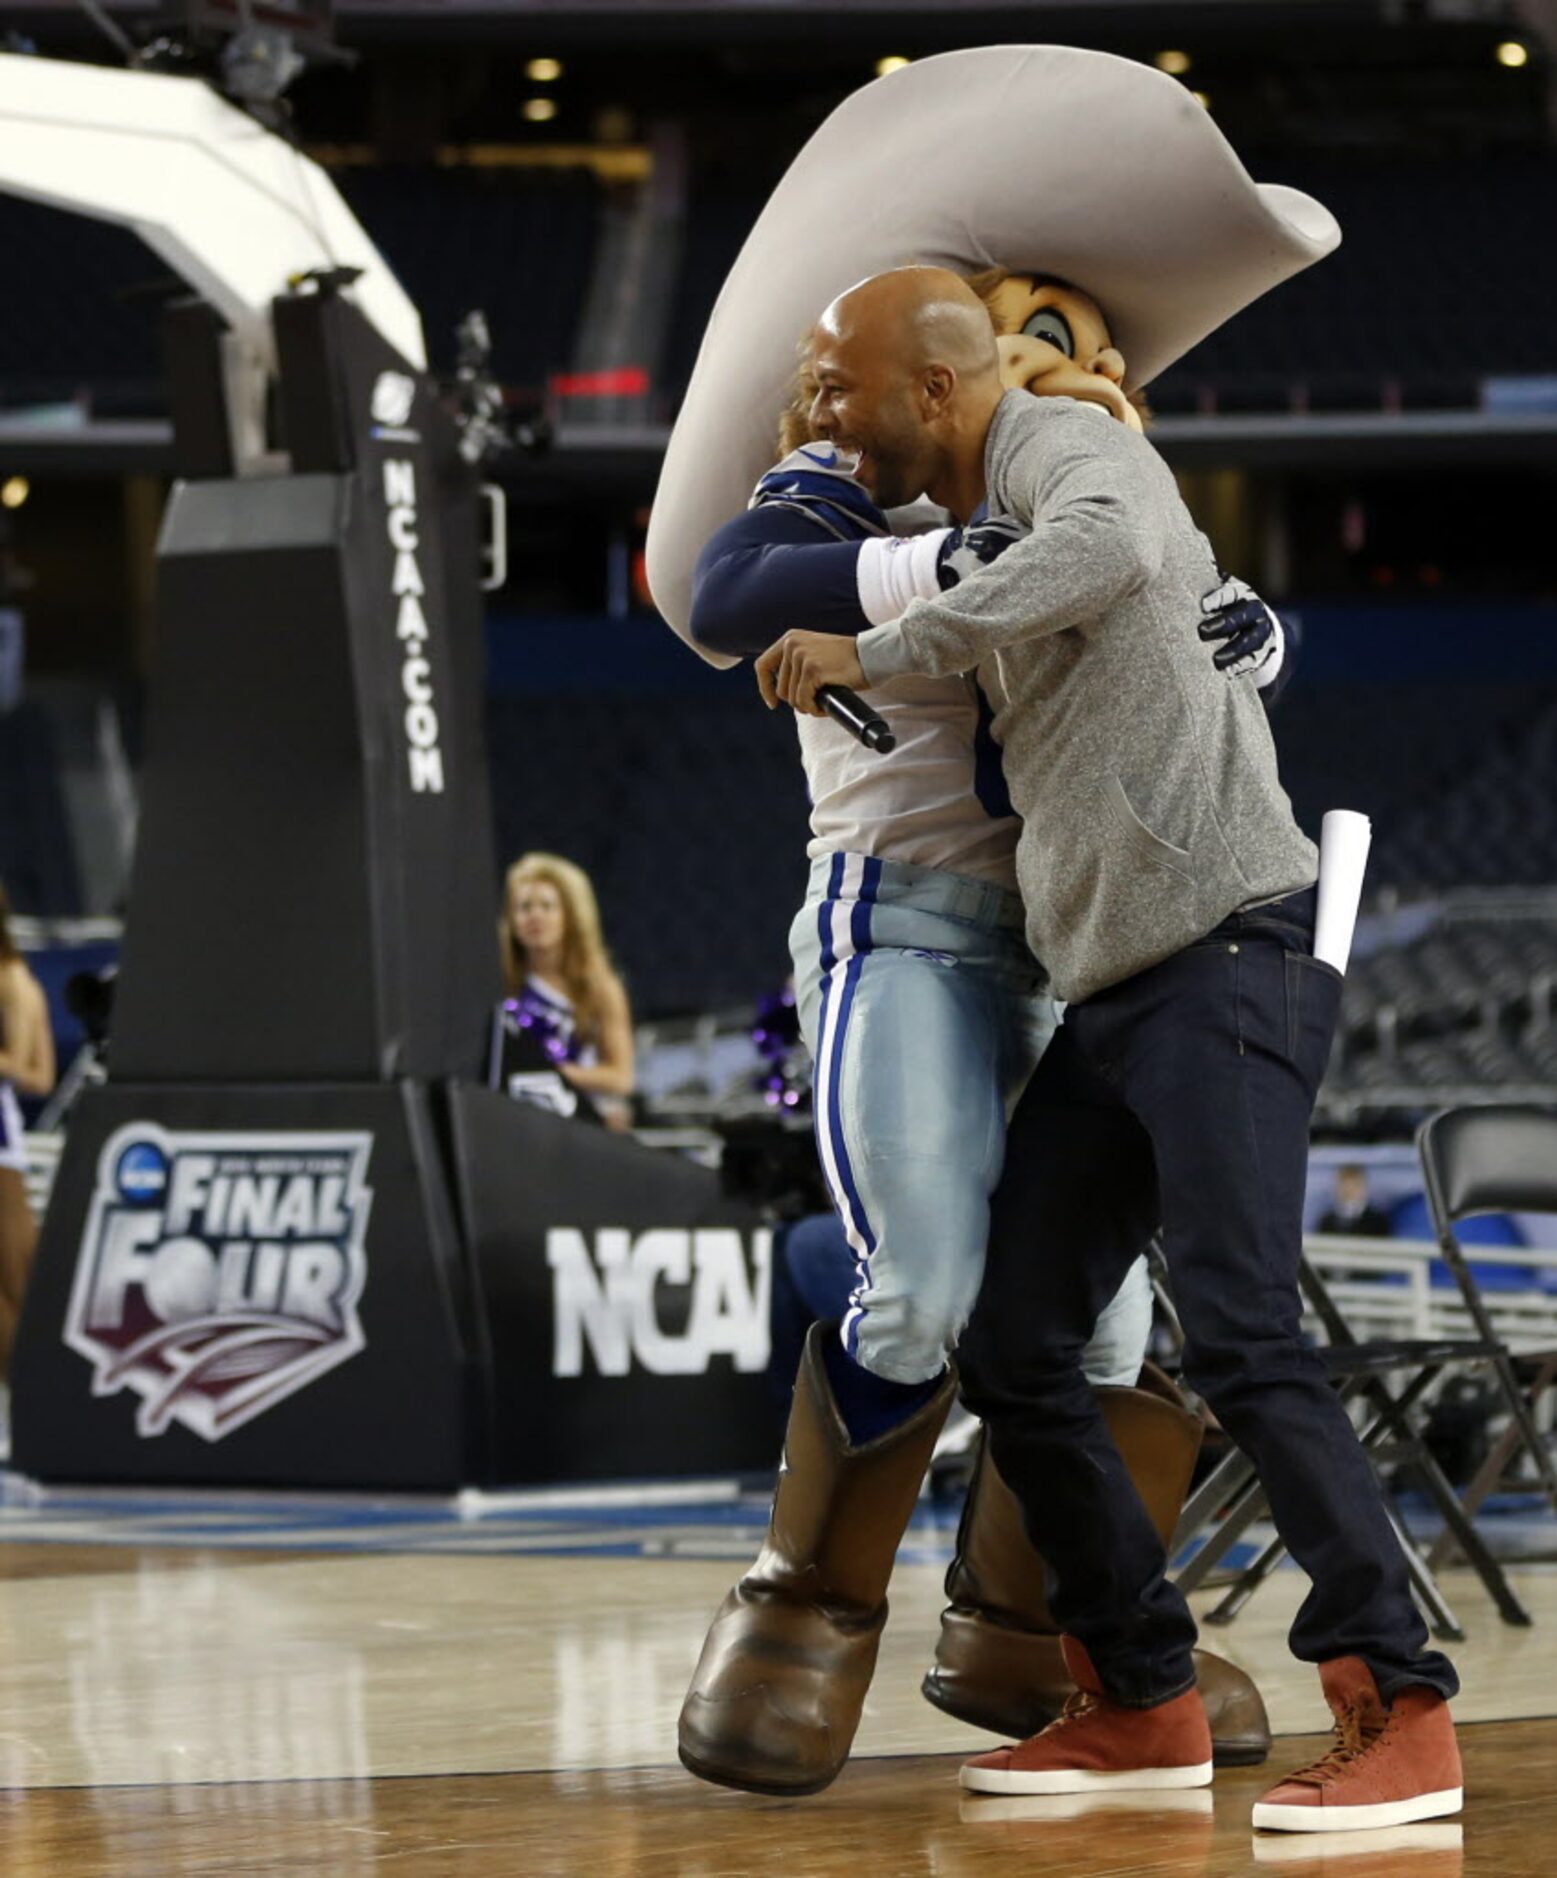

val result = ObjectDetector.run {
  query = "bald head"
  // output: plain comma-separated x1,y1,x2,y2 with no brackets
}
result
821,267,1001,385
806,267,1005,515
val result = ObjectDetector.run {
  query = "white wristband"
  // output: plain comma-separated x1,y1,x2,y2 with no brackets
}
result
855,528,952,626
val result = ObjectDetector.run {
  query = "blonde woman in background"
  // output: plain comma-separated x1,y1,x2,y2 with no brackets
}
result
493,853,634,1124
0,880,55,1380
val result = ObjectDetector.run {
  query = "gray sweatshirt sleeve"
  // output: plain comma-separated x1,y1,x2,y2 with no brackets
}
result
856,401,1169,684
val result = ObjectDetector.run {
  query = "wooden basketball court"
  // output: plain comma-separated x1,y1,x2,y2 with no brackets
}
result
0,1484,1548,1875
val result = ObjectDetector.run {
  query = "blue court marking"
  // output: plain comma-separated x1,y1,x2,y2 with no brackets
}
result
0,1471,1547,1566
0,1473,965,1561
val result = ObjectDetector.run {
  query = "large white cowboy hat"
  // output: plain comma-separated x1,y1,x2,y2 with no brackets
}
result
647,43,1340,665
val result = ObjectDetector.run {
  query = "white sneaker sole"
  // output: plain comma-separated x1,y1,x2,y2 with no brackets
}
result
961,1759,1214,1796
962,1788,1215,1824
1252,1786,1463,1834
1252,1823,1463,1863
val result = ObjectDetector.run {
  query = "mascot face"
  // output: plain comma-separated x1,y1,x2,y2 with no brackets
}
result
982,274,1143,432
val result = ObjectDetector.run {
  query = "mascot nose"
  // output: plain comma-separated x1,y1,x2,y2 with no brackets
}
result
1090,347,1127,386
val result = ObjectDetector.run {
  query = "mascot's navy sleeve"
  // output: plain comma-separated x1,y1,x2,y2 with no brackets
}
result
689,498,1298,705
689,507,873,660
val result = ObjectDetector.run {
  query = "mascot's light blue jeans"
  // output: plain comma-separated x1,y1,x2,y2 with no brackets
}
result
790,851,1153,1386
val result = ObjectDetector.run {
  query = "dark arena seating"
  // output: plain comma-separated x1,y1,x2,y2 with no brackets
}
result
0,701,79,915
335,165,600,386
1331,910,1557,1102
10,146,1555,423
486,687,811,1016
1276,682,1557,891
1377,696,1557,890
0,194,165,411
661,153,1557,419
660,180,772,413
1147,153,1557,414
0,164,600,412
1274,668,1557,1110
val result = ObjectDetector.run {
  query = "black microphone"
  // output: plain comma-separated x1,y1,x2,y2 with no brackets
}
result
818,684,896,753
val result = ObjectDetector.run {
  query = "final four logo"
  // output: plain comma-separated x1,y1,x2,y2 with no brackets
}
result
65,1126,374,1442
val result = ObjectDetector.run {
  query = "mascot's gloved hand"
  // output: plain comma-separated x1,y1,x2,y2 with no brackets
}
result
1199,574,1285,690
937,515,1026,590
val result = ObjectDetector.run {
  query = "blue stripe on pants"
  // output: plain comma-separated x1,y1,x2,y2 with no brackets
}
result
810,860,879,1340
833,858,881,1357
818,851,845,974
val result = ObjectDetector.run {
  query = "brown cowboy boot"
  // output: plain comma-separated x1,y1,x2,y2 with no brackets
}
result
922,1365,1272,1767
679,1322,956,1795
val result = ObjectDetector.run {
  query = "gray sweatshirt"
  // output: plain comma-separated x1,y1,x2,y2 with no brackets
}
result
857,391,1317,1002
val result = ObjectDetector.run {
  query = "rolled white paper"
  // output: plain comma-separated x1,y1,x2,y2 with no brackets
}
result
1314,809,1372,975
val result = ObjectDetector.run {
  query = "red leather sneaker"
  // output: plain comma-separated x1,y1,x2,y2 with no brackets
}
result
1252,1658,1463,1834
960,1637,1214,1796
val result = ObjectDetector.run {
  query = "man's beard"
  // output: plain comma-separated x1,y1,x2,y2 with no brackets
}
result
854,431,925,510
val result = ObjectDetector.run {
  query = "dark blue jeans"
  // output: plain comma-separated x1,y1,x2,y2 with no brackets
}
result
959,888,1459,1707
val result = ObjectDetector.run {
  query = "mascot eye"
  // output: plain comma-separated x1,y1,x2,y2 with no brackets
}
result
1020,309,1075,357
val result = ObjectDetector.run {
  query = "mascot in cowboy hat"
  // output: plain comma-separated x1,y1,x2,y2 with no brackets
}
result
648,45,1339,1798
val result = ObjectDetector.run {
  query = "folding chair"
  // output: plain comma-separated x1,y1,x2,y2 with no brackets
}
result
1165,1214,1542,1637
1169,1264,1531,1640
1417,1104,1557,1563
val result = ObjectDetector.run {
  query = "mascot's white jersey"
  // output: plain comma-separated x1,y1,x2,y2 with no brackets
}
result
796,672,1019,888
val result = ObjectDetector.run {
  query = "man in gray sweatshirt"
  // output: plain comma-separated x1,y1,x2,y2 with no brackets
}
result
759,266,1463,1835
